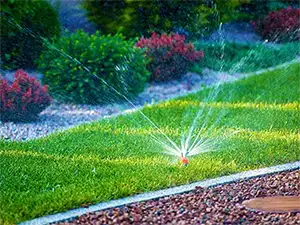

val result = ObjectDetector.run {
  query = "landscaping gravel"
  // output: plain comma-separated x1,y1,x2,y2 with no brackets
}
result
56,169,300,225
0,72,225,141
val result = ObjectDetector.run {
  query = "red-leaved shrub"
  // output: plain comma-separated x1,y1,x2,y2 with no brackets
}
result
253,7,300,42
0,70,52,122
136,33,204,81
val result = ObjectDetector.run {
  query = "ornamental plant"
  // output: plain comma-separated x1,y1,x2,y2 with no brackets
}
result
136,33,204,81
252,7,300,42
0,70,52,122
37,30,149,104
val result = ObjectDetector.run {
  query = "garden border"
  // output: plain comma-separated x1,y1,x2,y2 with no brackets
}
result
19,161,300,225
2,57,299,142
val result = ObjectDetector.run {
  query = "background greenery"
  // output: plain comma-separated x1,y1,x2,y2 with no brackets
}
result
83,0,249,39
0,0,61,70
1,0,299,70
83,0,298,39
238,0,299,20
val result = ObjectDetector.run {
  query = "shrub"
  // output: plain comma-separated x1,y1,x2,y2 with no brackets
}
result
83,0,209,39
136,33,204,81
0,0,61,69
253,7,300,42
37,30,150,104
0,70,52,122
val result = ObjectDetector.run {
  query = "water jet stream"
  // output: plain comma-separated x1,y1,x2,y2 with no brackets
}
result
2,12,297,164
3,15,182,155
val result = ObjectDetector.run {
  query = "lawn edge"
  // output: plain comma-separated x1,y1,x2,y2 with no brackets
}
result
19,161,300,225
241,57,300,78
4,57,299,143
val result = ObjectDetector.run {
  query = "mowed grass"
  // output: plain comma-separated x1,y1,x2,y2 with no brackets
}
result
191,41,300,74
0,63,299,224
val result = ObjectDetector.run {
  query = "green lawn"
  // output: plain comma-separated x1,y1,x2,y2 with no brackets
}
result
0,63,299,224
191,41,300,74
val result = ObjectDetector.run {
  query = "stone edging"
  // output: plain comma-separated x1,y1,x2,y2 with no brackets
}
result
19,161,300,225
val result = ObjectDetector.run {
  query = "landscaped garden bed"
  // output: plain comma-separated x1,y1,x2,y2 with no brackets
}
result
1,44,298,141
55,169,300,225
0,72,203,141
1,1,300,224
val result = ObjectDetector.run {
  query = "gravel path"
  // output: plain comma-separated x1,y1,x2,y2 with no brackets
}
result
56,169,300,225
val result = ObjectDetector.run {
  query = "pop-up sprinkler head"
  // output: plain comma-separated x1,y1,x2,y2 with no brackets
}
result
180,153,189,166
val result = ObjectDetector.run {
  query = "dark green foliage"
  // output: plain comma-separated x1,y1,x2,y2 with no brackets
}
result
84,0,214,37
0,0,61,69
37,30,150,104
211,0,250,22
215,0,298,24
83,0,294,39
191,41,300,73
238,0,299,21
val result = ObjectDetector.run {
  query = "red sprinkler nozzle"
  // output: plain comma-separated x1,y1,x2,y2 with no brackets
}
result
180,155,189,166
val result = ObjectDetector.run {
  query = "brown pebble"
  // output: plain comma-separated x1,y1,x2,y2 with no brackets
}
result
55,170,300,225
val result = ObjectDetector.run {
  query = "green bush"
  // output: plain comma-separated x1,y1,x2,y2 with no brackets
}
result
37,31,150,104
0,0,61,70
84,0,213,37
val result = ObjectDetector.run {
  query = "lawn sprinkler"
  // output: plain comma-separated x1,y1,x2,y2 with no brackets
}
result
180,153,189,166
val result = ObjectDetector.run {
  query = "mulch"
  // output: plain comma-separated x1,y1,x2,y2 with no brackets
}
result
56,169,300,225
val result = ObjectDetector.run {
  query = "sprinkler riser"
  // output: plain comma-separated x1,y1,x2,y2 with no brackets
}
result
180,156,189,166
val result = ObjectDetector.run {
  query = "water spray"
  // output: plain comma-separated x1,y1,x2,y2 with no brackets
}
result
3,13,250,166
